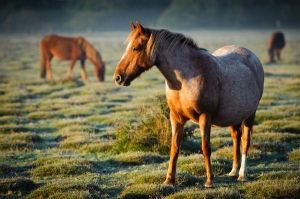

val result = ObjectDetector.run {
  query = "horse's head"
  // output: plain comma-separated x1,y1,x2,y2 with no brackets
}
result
85,43,105,82
114,22,154,86
94,51,105,81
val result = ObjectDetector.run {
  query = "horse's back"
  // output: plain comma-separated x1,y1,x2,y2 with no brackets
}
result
40,34,83,60
212,45,264,126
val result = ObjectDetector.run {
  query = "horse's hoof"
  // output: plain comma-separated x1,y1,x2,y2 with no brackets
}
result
227,171,238,177
204,181,214,188
237,176,247,182
163,179,175,186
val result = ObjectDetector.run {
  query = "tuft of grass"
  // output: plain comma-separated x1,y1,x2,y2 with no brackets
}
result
133,171,199,187
27,174,103,199
256,119,300,134
288,147,300,160
213,146,262,160
113,95,172,154
0,133,42,150
165,187,241,199
79,141,114,153
0,164,16,178
31,157,94,177
259,170,300,181
112,152,166,165
120,183,175,199
253,132,300,142
176,154,231,176
245,179,300,199
0,177,37,195
59,132,91,149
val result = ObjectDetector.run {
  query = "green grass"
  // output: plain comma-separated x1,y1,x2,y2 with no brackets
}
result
0,30,300,198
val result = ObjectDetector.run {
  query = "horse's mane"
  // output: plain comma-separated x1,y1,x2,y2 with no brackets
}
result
126,27,207,63
151,29,200,50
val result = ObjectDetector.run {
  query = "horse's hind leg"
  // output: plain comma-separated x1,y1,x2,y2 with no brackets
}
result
238,113,255,181
228,124,242,177
268,48,275,63
276,49,282,61
46,55,54,81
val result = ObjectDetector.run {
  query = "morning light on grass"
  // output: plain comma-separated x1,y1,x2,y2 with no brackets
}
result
0,1,300,199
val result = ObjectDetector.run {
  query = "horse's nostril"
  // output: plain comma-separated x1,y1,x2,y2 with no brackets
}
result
115,75,122,83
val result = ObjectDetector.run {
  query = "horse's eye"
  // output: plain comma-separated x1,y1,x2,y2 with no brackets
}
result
133,45,143,52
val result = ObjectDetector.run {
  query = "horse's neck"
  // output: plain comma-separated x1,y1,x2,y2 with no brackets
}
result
155,47,217,90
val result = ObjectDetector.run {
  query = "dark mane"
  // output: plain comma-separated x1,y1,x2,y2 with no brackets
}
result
148,28,207,52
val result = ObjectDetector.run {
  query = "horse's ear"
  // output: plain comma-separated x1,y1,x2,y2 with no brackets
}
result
130,22,136,30
136,21,145,34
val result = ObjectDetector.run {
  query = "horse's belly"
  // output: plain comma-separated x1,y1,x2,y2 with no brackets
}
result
212,78,261,126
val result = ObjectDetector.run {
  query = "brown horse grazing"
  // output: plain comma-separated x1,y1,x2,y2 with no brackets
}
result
267,31,285,64
113,22,264,188
40,34,105,81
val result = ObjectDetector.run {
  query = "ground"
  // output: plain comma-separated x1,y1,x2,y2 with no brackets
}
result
0,30,299,198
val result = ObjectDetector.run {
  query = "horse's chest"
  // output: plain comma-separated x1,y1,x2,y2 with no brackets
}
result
166,87,201,123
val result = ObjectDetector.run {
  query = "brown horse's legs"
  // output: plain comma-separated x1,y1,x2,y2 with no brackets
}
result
40,55,47,79
164,112,185,185
80,59,88,81
228,124,242,177
66,60,77,80
46,56,54,81
276,49,281,61
238,113,255,181
268,48,275,63
199,113,213,188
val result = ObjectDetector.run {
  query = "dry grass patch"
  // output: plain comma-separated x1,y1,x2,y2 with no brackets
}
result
112,152,166,165
120,183,175,199
288,147,300,160
0,133,42,150
0,177,37,195
245,179,300,199
27,174,103,199
165,187,241,199
31,157,95,177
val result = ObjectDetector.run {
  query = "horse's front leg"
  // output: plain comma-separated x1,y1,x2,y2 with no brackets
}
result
80,59,88,81
164,111,185,185
199,113,214,188
66,60,77,80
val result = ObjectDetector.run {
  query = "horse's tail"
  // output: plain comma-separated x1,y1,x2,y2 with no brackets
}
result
39,41,47,79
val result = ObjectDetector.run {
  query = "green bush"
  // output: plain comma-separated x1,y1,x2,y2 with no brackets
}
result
113,95,172,154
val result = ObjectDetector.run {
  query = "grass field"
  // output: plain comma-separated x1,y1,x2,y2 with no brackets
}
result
0,29,300,198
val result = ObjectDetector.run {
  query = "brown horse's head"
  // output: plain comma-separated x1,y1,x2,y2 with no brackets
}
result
94,50,105,81
84,41,105,82
114,22,153,86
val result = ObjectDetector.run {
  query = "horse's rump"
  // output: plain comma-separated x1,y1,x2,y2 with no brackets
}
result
212,45,264,126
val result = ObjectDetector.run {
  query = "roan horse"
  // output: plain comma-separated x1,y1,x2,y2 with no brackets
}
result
114,22,264,188
267,31,285,64
40,34,105,81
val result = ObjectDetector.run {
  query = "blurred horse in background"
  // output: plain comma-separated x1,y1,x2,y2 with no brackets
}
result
114,22,264,188
267,31,285,64
40,34,105,81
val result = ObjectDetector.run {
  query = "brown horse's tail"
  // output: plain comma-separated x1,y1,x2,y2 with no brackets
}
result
39,42,47,79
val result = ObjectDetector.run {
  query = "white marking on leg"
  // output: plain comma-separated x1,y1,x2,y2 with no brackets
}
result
239,154,246,177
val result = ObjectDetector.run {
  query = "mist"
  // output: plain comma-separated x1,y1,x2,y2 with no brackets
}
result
0,0,299,33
